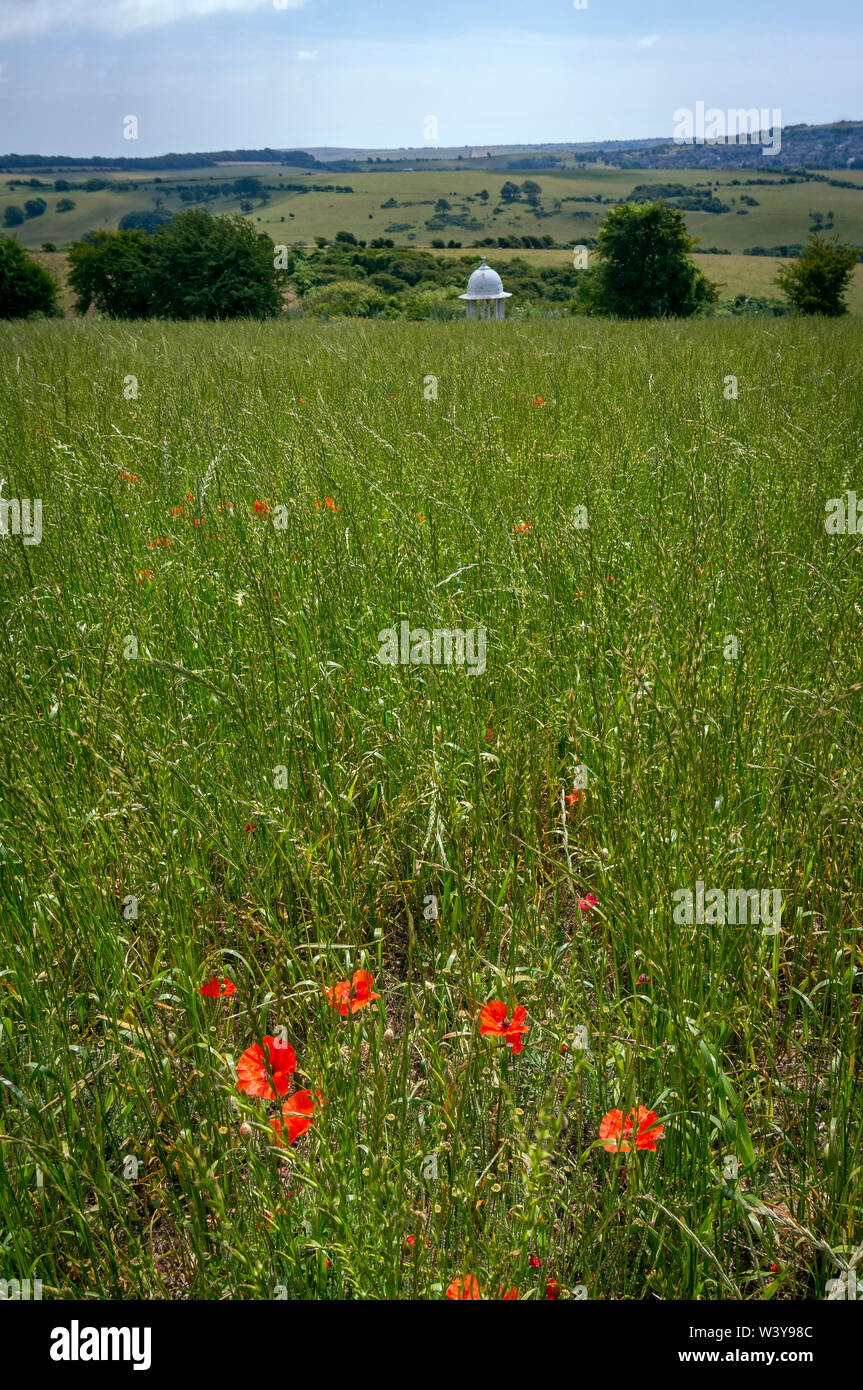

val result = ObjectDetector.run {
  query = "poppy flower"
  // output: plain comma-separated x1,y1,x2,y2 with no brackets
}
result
236,1036,297,1099
529,1254,540,1269
446,1274,482,1300
545,1279,561,1300
599,1105,664,1153
270,1089,320,1145
500,1287,519,1300
578,893,597,911
479,999,529,1055
533,395,545,406
324,497,338,512
200,977,236,998
566,790,583,806
253,500,270,515
326,969,380,1017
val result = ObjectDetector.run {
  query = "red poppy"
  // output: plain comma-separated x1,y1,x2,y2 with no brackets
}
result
200,977,236,998
578,893,597,910
533,395,545,406
270,1089,320,1145
479,999,529,1055
528,1254,540,1269
236,1036,297,1099
500,1287,519,1300
566,789,583,806
326,969,380,1016
253,500,270,515
446,1274,482,1300
325,497,338,512
545,1279,561,1300
599,1105,664,1153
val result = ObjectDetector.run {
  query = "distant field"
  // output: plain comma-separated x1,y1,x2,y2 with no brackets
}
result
5,164,863,295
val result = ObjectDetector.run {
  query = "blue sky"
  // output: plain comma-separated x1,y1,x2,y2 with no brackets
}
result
0,0,860,155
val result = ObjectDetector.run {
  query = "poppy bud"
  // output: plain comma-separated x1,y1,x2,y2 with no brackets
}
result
383,1027,395,1045
239,1121,253,1140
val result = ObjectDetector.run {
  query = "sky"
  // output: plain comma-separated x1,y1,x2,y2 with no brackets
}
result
0,0,860,156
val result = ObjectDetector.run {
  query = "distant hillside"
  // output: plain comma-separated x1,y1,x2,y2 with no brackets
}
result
2,121,862,176
0,148,326,172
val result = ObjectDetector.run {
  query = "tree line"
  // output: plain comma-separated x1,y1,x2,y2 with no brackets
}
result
0,204,858,320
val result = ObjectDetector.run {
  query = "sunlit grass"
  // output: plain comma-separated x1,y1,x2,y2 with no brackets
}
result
0,314,861,1300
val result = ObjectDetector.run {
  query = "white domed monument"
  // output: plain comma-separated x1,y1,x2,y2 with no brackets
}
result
458,257,512,320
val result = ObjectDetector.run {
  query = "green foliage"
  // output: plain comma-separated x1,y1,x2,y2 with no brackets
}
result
56,198,76,214
118,210,171,233
68,229,154,317
592,201,718,318
0,236,58,317
299,278,391,318
3,205,24,227
67,211,284,320
24,198,47,219
775,232,859,315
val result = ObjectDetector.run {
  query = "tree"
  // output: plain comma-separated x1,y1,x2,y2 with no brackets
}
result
3,205,24,227
56,198,76,213
232,176,263,197
0,236,58,317
145,210,284,319
68,229,154,317
25,198,47,218
119,210,170,233
775,233,859,316
499,181,520,203
521,180,542,207
591,201,717,318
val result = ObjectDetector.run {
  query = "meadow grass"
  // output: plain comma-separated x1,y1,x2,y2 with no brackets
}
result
0,315,861,1301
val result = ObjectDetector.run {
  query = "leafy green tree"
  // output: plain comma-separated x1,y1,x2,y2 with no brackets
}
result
0,236,58,317
521,180,542,207
56,198,76,213
68,230,153,317
775,233,859,315
24,198,47,218
119,210,171,233
592,201,717,318
3,205,24,227
146,210,284,319
499,181,520,203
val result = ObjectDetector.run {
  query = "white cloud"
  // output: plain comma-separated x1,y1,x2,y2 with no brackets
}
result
637,34,661,48
0,0,304,42
296,49,316,60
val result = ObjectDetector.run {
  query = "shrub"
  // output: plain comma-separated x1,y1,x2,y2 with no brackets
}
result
0,236,58,318
775,233,859,316
592,202,718,318
299,279,390,317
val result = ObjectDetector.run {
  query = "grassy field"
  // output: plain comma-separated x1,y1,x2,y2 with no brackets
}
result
1,315,862,1301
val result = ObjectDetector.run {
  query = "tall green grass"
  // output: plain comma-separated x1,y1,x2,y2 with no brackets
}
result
0,315,861,1300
